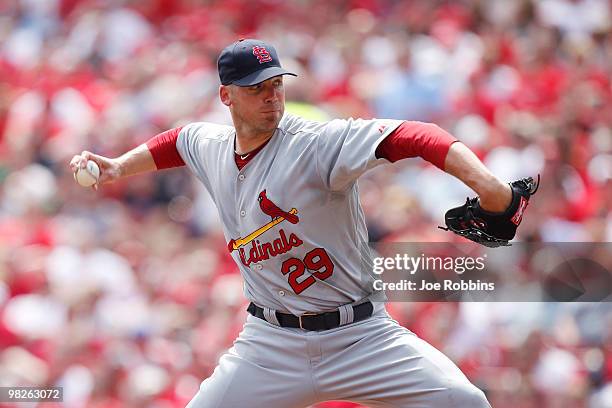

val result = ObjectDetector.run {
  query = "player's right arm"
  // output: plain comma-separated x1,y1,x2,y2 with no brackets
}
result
69,127,185,188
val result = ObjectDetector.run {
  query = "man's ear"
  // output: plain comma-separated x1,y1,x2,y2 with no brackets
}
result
219,85,231,107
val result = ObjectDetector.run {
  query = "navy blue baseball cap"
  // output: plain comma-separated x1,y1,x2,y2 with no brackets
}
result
217,39,297,86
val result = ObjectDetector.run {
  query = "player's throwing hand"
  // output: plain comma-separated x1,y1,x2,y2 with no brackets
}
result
69,151,121,189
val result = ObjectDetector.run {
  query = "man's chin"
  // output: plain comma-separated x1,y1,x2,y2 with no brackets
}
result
261,112,282,128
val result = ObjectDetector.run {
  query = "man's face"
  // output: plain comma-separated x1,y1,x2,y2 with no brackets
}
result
221,76,285,135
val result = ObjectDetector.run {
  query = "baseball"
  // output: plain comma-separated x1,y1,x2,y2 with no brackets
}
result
74,160,100,187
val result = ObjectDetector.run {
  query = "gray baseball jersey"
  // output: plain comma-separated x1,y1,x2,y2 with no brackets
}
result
176,113,402,315
176,112,491,408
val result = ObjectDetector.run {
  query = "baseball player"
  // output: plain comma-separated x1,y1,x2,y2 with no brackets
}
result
70,39,531,407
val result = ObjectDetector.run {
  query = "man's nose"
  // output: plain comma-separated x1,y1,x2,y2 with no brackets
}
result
263,85,280,103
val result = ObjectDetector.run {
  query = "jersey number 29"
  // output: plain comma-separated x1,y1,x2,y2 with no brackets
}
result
281,248,334,294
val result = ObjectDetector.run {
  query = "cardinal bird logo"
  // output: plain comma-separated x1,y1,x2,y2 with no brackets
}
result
258,190,299,224
227,190,301,253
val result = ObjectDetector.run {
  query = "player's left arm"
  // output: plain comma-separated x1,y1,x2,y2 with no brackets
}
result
376,121,510,211
443,142,511,212
378,121,539,246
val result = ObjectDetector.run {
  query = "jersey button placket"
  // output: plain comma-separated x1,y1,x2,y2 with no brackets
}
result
238,174,245,181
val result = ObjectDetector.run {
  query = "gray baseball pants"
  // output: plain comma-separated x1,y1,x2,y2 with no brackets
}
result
187,305,491,408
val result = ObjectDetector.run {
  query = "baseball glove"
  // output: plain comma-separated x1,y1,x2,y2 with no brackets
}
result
439,175,540,247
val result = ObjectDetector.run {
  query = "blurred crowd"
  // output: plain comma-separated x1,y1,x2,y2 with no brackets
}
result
0,0,611,407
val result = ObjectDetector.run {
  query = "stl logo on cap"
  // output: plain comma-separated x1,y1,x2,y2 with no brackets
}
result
252,46,272,64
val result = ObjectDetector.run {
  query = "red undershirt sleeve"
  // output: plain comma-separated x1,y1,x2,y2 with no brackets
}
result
375,121,459,170
145,126,186,169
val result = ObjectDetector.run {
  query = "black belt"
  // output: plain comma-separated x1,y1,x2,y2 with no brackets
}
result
247,301,373,331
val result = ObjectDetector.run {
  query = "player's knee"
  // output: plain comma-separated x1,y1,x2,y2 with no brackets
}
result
449,381,490,408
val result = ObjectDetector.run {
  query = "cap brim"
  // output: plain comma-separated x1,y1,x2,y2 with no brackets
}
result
233,67,297,86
